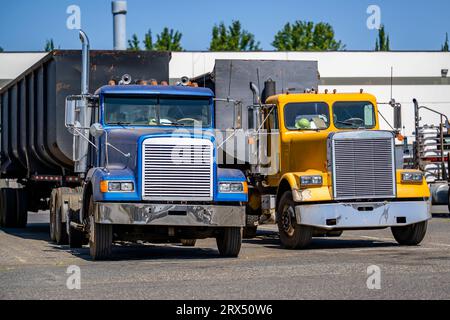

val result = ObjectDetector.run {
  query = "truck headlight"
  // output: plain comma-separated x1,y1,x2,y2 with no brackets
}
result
300,175,323,187
219,182,247,193
401,172,423,183
100,181,135,193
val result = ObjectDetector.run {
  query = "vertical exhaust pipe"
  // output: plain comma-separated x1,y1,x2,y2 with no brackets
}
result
79,30,90,94
112,1,127,50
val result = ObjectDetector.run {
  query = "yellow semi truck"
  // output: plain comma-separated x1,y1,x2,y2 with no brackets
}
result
249,91,431,248
194,59,431,249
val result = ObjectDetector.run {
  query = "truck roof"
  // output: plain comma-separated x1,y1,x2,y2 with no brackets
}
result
96,85,214,97
266,92,377,105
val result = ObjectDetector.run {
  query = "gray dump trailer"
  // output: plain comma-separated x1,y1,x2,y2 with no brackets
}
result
0,50,170,226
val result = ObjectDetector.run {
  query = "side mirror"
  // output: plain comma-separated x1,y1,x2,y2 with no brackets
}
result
90,123,105,138
65,98,76,127
392,101,402,130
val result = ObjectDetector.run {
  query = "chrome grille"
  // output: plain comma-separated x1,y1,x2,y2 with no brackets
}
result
332,132,396,200
142,137,213,201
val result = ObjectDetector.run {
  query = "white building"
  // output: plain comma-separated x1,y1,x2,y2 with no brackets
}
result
1,51,449,140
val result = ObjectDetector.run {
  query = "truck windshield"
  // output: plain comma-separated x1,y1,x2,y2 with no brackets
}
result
284,102,330,130
104,95,212,127
333,101,376,129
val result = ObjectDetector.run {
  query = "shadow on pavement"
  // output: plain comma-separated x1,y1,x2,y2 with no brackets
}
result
244,229,399,250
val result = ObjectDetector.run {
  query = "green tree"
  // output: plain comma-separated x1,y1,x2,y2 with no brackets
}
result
127,34,141,51
0,46,3,52
45,39,54,52
442,33,449,52
155,28,183,51
272,21,345,51
143,30,153,50
375,25,390,51
209,20,261,51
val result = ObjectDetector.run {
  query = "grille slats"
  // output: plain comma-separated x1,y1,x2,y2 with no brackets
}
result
142,138,213,201
333,136,395,200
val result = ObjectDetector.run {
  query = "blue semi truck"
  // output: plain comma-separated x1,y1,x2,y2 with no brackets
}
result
0,32,247,260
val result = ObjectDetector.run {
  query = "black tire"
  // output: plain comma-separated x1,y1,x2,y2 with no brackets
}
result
15,189,28,228
216,227,242,257
181,239,197,247
69,225,85,249
0,188,18,228
277,191,313,249
49,191,56,242
392,221,428,246
54,206,68,245
88,196,112,260
243,226,258,239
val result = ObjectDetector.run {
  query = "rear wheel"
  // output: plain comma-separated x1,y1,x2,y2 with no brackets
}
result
392,221,428,246
54,206,68,245
277,191,313,249
216,227,242,257
15,189,28,228
49,190,57,241
0,188,17,228
88,196,112,260
180,239,196,247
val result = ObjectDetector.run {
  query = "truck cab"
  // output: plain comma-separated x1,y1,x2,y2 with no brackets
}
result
64,83,247,259
258,91,431,248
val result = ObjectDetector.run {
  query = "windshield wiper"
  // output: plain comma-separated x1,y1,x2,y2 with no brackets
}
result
108,121,132,127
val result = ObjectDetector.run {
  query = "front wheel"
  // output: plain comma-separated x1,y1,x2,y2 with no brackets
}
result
88,196,112,260
391,221,428,246
216,227,242,257
277,191,313,249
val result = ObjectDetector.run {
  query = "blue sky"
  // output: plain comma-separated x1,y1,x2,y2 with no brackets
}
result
0,0,449,51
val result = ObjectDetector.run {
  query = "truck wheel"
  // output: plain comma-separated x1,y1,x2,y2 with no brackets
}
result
0,188,18,228
15,189,28,228
49,190,57,241
69,225,84,249
54,206,68,245
216,227,242,257
243,226,258,239
277,191,313,249
88,196,112,260
181,239,196,247
391,221,428,246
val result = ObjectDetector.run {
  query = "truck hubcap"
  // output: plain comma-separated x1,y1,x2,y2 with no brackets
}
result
281,205,296,237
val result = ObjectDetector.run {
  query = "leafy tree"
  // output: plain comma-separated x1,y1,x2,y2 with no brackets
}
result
127,34,141,51
272,21,345,51
155,28,183,51
143,30,153,50
209,20,261,51
0,46,3,52
442,33,449,52
45,39,54,52
375,25,390,51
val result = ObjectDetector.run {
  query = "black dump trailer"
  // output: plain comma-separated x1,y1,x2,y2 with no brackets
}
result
192,59,319,167
0,50,170,225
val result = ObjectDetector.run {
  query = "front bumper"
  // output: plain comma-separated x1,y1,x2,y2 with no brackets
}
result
295,200,431,230
95,202,246,227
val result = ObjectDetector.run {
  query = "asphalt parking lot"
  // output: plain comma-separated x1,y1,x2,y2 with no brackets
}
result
0,210,449,300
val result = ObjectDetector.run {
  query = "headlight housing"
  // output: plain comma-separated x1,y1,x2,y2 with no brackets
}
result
100,180,135,193
401,172,423,183
219,182,247,193
300,175,323,187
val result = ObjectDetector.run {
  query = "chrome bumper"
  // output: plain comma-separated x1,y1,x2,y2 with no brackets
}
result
295,200,431,230
95,202,246,227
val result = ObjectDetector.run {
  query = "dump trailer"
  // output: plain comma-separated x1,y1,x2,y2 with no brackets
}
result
195,60,431,247
0,33,247,259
